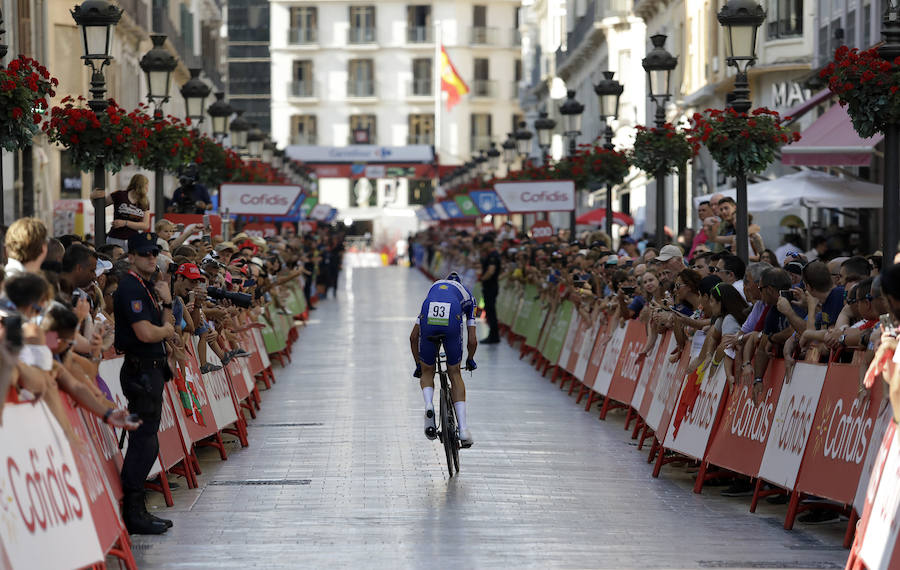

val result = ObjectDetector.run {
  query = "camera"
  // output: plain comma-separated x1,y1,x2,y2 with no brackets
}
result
0,309,23,351
779,289,795,300
207,286,252,309
621,286,636,296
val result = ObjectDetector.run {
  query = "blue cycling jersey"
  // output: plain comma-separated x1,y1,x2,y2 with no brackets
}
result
416,279,476,327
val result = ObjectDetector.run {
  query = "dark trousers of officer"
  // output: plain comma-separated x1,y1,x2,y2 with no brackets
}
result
482,283,499,341
120,357,166,495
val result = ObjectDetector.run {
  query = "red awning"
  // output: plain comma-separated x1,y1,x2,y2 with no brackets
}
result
576,209,634,226
781,103,883,167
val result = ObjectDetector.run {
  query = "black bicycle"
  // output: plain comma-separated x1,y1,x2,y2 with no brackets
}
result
427,334,460,477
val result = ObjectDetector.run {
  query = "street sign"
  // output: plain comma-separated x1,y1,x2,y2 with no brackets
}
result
531,220,555,243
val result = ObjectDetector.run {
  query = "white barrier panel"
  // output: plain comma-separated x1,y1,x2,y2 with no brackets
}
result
663,365,729,460
757,362,828,490
557,312,580,371
198,339,240,429
855,404,894,513
645,335,683,432
592,326,627,395
574,322,596,381
630,336,662,410
0,402,104,569
858,427,900,570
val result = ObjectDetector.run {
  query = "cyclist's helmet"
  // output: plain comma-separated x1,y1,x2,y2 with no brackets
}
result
446,272,462,283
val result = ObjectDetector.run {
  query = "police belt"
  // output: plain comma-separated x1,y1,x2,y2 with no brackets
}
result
123,354,168,369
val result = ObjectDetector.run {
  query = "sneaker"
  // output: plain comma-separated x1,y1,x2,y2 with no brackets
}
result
221,352,234,366
720,481,754,497
200,363,222,374
766,493,791,505
458,428,474,448
232,348,251,358
424,409,436,440
798,509,839,525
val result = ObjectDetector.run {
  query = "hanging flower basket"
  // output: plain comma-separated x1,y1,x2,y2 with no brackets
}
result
552,144,630,190
44,97,143,173
0,55,58,152
182,131,231,189
820,46,900,138
130,105,194,173
691,107,799,178
630,123,698,178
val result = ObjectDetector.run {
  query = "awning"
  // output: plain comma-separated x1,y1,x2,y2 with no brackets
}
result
576,209,634,226
781,103,883,167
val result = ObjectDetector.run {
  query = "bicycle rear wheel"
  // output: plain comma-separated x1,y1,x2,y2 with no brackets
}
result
439,380,454,478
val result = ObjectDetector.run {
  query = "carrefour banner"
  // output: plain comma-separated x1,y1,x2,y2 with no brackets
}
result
469,190,508,214
431,203,449,220
454,195,481,216
440,200,464,218
494,180,575,213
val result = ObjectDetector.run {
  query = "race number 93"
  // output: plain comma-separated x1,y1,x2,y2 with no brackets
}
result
427,302,451,326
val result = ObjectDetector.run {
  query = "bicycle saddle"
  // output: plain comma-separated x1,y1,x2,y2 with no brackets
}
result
426,334,446,344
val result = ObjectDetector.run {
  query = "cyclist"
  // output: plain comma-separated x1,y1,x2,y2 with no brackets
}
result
409,271,478,447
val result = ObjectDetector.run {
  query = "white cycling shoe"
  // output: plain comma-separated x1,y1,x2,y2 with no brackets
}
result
458,428,474,448
424,410,437,440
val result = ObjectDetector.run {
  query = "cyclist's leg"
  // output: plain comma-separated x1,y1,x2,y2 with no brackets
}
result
444,323,471,439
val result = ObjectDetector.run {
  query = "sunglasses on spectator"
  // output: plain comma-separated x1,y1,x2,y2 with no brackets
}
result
708,266,719,273
136,250,160,258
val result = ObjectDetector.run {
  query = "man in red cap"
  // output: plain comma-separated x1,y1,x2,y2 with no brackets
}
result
173,262,227,374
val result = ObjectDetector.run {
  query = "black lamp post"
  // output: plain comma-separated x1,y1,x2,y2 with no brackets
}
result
514,121,533,161
501,133,516,166
718,0,765,262
246,125,265,159
229,110,250,151
486,142,501,177
208,92,233,141
559,90,584,158
595,71,624,238
72,0,123,246
642,34,678,248
181,68,211,126
139,34,178,224
0,7,7,224
262,139,275,164
879,0,900,265
534,111,556,162
475,151,489,179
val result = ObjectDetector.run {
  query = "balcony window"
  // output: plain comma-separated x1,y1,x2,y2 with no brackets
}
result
470,113,492,151
290,114,317,145
289,7,317,44
407,5,432,43
348,59,375,97
289,61,314,98
472,5,490,44
408,114,434,145
350,114,377,144
411,58,432,96
349,6,376,44
766,0,803,39
472,59,493,97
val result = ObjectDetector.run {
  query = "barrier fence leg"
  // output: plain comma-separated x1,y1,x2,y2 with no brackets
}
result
844,509,859,549
108,529,138,570
550,366,562,384
145,456,175,507
624,407,637,432
576,384,588,404
784,490,802,529
598,397,612,420
197,432,229,460
648,437,660,464
630,416,643,440
567,378,579,396
749,479,764,512
692,461,709,494
638,425,654,450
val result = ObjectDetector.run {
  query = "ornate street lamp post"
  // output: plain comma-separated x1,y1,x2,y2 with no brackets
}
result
229,110,250,151
0,7,7,224
246,125,265,159
642,34,678,248
514,121,533,161
207,92,233,141
534,111,556,162
486,142,501,177
879,2,900,264
559,90,584,158
139,34,178,224
594,71,624,237
181,68,211,126
718,0,765,262
72,0,123,246
501,133,516,167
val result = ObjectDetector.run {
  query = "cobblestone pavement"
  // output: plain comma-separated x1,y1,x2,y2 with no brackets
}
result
133,263,849,569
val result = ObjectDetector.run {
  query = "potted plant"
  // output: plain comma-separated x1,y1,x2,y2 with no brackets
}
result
630,123,698,178
0,55,57,151
820,45,899,138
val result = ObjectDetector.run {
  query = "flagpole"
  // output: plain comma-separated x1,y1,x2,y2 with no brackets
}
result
434,21,442,179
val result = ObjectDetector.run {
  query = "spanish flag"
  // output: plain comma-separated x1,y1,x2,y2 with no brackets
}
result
440,46,469,111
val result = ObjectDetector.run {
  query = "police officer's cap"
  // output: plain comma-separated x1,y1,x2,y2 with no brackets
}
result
128,232,161,255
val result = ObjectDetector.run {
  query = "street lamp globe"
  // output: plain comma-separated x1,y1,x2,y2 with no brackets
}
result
139,35,177,107
534,111,556,151
502,133,517,164
514,121,533,157
475,151,489,176
718,0,766,72
559,90,585,135
594,71,623,120
262,139,275,163
641,34,678,105
180,68,211,124
272,148,284,169
229,109,250,149
247,125,265,158
486,142,501,173
71,0,122,61
207,92,233,139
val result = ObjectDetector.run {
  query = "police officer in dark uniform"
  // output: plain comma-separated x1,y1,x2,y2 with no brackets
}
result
479,234,502,344
114,232,176,535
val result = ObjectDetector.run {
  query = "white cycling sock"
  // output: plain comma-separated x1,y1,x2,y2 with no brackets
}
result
454,401,467,431
422,387,434,411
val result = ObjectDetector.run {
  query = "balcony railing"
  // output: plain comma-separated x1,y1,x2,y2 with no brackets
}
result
407,26,433,43
470,26,499,45
557,0,631,69
288,27,318,45
347,79,376,98
291,134,318,145
470,135,493,151
470,79,496,98
408,133,434,145
288,80,315,98
408,79,432,97
348,27,377,44
511,28,522,46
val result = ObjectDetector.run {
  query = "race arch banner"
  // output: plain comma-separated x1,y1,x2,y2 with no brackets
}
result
469,190,508,214
493,180,575,213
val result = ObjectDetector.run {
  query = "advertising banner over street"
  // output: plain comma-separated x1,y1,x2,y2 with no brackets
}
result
219,184,304,216
454,194,481,216
440,200,464,218
493,181,575,213
469,190,508,214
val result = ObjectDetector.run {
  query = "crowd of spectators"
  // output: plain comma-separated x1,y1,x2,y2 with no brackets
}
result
412,202,900,524
0,216,343,533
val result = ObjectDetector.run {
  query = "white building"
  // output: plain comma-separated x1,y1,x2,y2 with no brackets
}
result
269,0,524,243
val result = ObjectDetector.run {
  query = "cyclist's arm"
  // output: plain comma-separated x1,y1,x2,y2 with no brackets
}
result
409,323,421,365
466,325,477,360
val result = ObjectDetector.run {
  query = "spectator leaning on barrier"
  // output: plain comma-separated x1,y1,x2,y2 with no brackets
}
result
114,232,176,535
4,217,48,277
714,254,747,300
